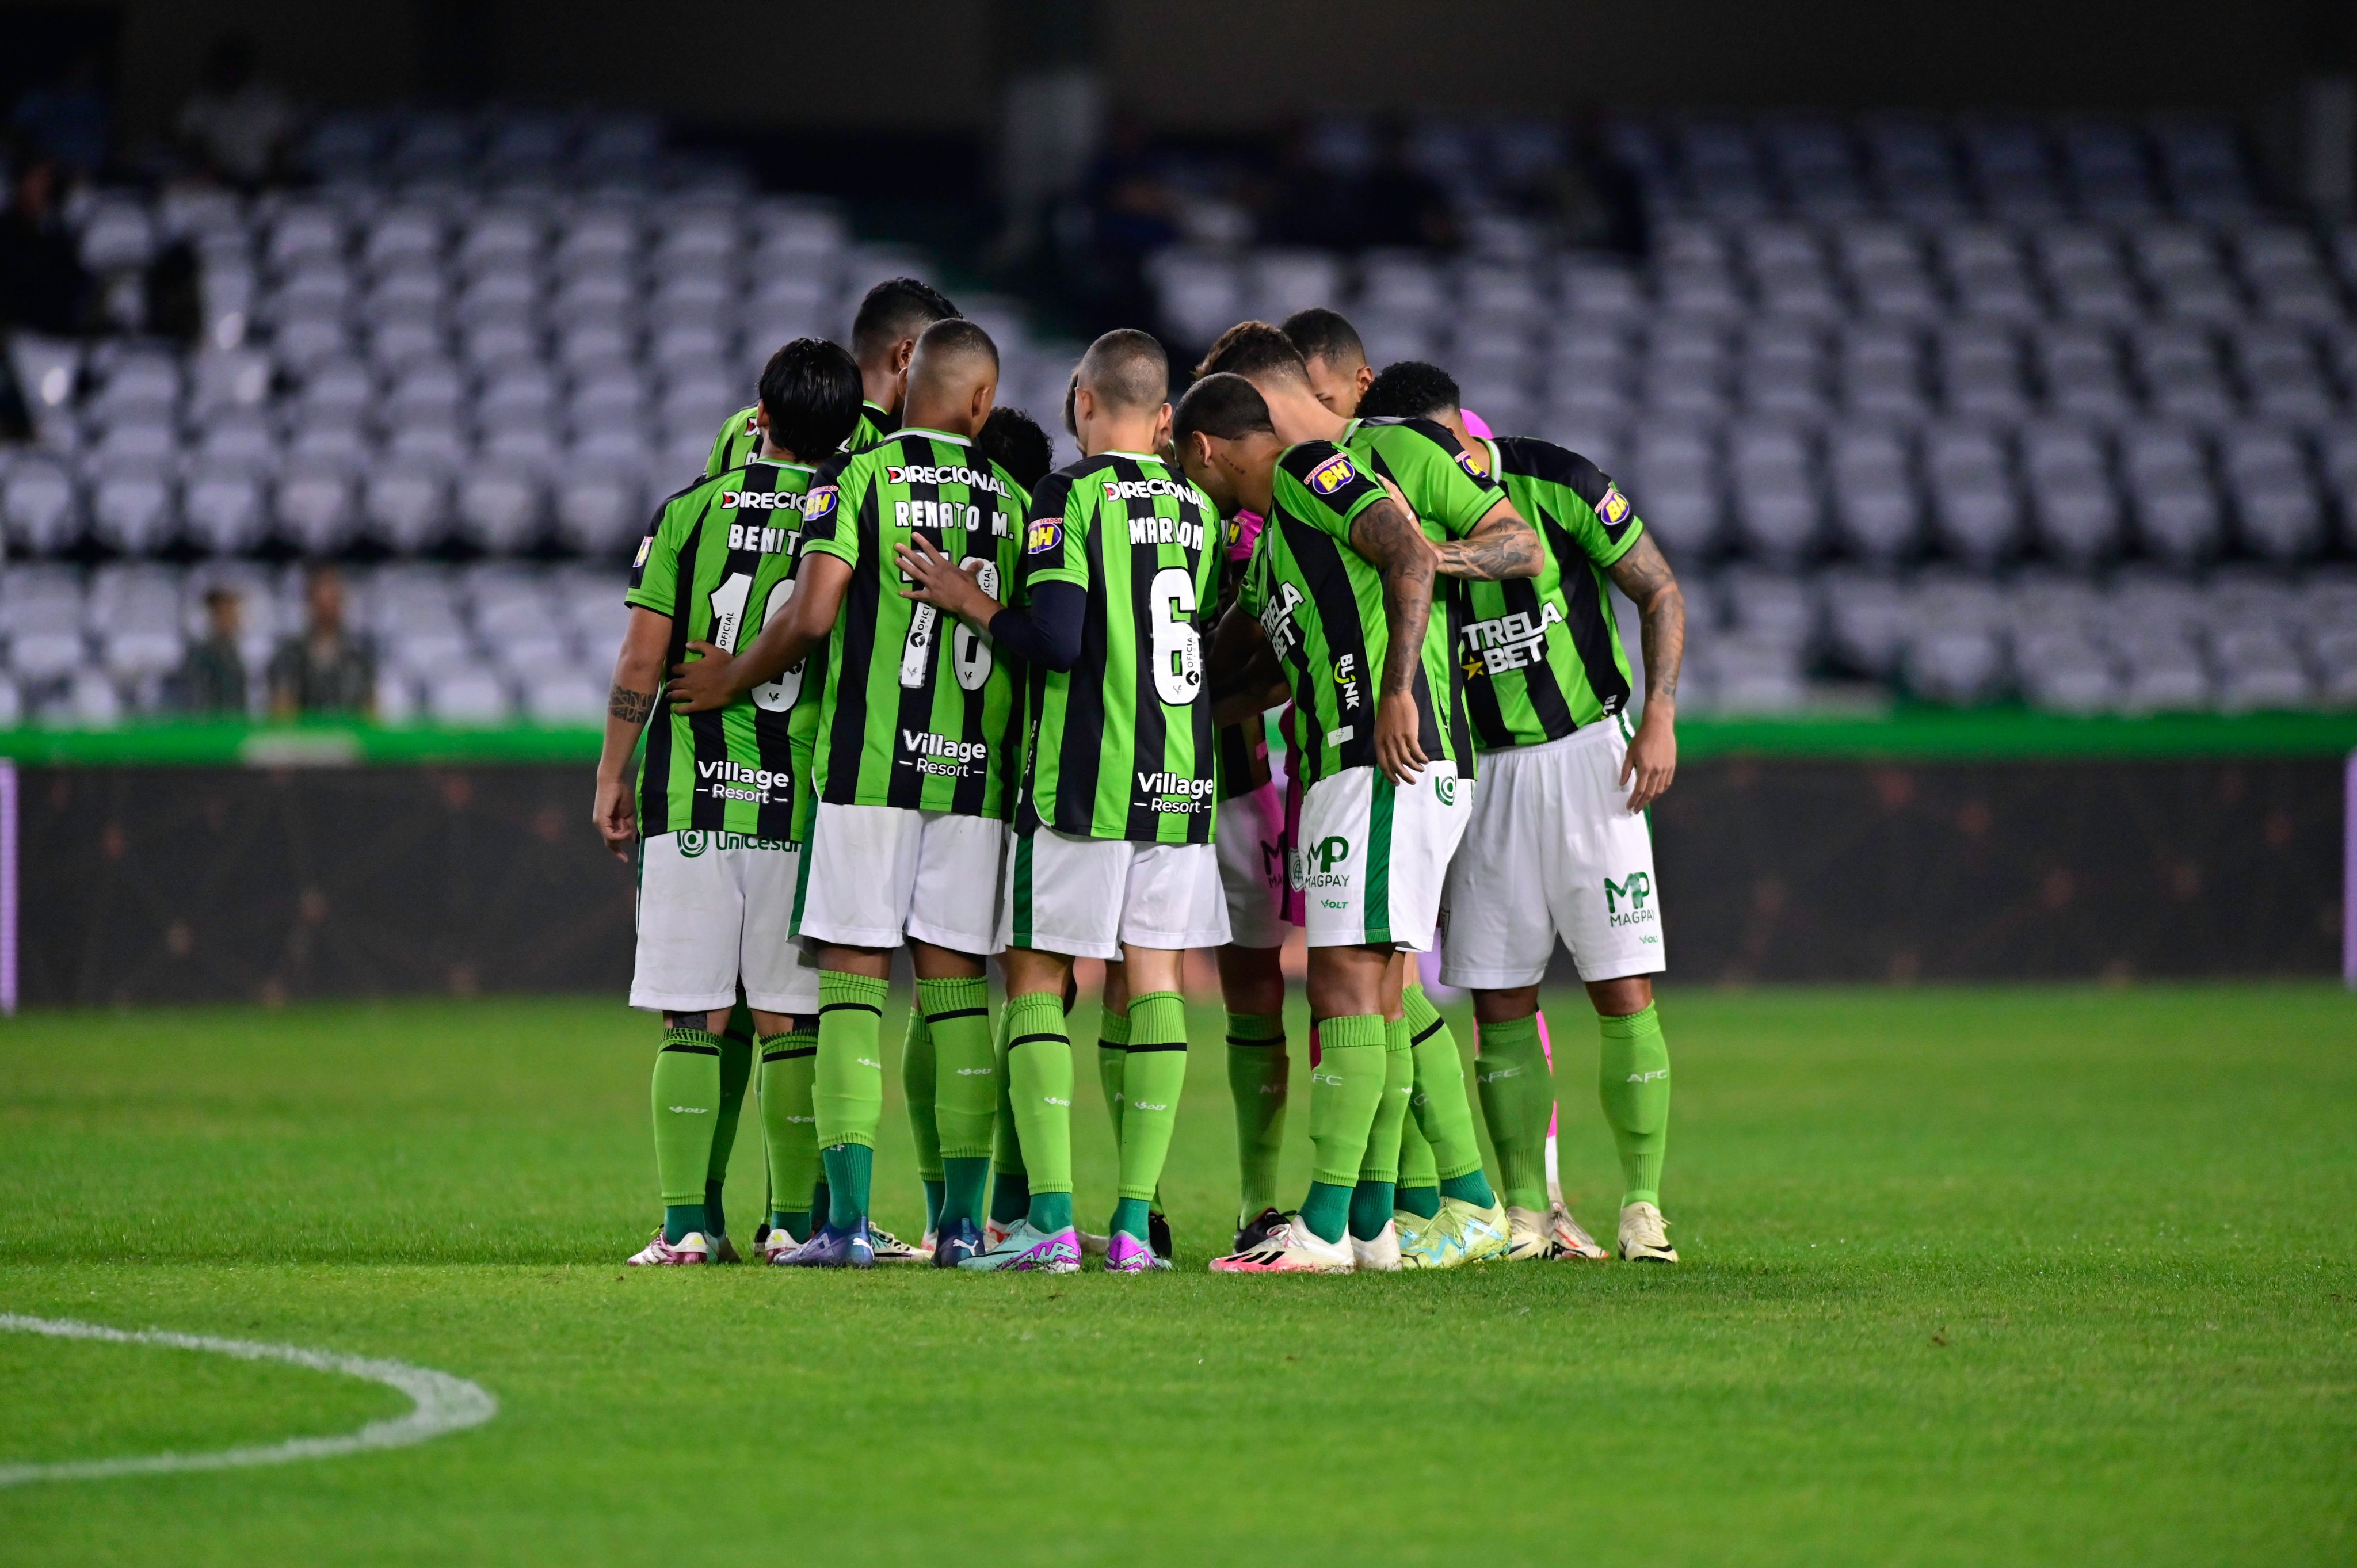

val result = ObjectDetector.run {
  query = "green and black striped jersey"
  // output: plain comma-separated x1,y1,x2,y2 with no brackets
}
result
704,400,895,478
1013,451,1224,844
1212,510,1276,803
1237,441,1470,787
799,427,1027,817
1460,437,1643,749
625,458,820,840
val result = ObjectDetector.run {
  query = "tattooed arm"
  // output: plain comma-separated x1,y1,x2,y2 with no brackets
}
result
1430,495,1544,581
1605,532,1684,811
1207,603,1289,728
1348,495,1440,783
593,605,673,862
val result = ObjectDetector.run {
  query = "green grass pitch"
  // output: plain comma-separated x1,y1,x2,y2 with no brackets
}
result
2,983,2352,1566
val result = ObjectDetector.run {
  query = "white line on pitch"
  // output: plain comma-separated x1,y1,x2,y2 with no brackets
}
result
0,1314,497,1486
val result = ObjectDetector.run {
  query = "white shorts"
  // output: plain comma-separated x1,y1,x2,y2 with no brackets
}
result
1294,761,1471,952
1214,783,1291,949
997,828,1231,960
1439,721,1664,988
792,802,1006,956
631,830,822,1015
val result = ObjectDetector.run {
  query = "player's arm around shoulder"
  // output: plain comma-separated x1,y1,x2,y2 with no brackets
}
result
1388,419,1540,582
1607,528,1684,812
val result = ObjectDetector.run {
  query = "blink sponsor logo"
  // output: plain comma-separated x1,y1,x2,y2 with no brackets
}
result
1333,651,1361,711
1135,770,1214,813
886,463,1009,497
1461,602,1564,677
696,759,787,804
901,728,988,777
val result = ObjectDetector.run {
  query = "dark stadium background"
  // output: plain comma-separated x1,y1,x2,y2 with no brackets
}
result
3,0,2352,1002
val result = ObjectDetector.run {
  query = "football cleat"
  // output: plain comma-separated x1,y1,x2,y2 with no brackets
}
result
1149,1210,1173,1261
985,1218,1013,1252
957,1220,1082,1273
1617,1201,1679,1263
1548,1203,1611,1261
1391,1208,1433,1256
1234,1206,1286,1253
868,1223,928,1264
1208,1216,1354,1274
627,1229,710,1266
1350,1220,1401,1272
708,1233,743,1265
1077,1229,1111,1259
930,1217,984,1268
776,1219,875,1268
760,1227,806,1265
1104,1233,1171,1273
1398,1198,1511,1270
1506,1207,1554,1261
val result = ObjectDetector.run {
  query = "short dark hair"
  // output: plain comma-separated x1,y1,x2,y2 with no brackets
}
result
1355,360,1461,424
757,338,864,460
912,316,998,372
1282,307,1366,369
1062,370,1079,439
1194,321,1309,387
850,277,960,362
1078,328,1169,412
977,407,1054,492
1173,372,1275,447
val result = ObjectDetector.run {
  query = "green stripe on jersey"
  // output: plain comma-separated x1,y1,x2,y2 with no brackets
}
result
1460,436,1643,749
625,459,817,839
1014,451,1223,844
800,428,1027,818
705,401,896,478
1237,440,1464,788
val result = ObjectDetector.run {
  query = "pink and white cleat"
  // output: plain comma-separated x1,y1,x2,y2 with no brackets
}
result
1207,1216,1354,1274
627,1229,711,1266
760,1227,805,1265
1104,1233,1171,1273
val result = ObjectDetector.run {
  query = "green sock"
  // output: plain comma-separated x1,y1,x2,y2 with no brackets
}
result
1029,1189,1075,1233
814,972,886,1224
1474,1013,1552,1212
920,976,997,1229
822,1143,872,1231
1301,1013,1387,1244
1403,983,1497,1208
1225,1010,1288,1220
990,1007,1030,1224
758,1029,819,1231
901,1004,940,1190
1398,1084,1441,1210
653,1027,723,1242
1349,1016,1413,1241
1003,991,1074,1227
1598,1004,1671,1205
1097,1008,1131,1142
1116,992,1188,1220
815,972,887,1151
703,1016,752,1239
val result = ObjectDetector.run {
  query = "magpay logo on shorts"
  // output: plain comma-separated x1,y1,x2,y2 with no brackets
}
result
1605,871,1654,924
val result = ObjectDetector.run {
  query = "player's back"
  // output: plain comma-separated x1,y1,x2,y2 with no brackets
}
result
798,428,1027,816
1016,450,1222,844
1458,435,1643,747
626,458,817,841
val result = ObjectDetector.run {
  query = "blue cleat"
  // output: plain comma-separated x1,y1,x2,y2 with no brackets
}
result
776,1218,874,1268
929,1217,984,1268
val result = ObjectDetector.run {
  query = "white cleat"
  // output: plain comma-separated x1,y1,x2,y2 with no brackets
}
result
1617,1201,1679,1263
868,1224,929,1264
1208,1216,1355,1274
627,1229,711,1266
1505,1206,1554,1261
760,1227,806,1265
1350,1219,1402,1272
1546,1203,1611,1261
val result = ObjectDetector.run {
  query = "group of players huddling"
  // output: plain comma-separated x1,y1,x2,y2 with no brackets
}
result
592,276,1687,1275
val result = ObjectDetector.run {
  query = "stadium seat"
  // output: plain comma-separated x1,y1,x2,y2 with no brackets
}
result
2,459,80,555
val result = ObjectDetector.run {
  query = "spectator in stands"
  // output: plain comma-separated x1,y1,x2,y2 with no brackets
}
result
268,567,374,719
176,587,250,716
0,157,97,337
10,49,113,181
177,35,297,189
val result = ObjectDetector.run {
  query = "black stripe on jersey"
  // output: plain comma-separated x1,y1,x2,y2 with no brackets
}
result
734,465,801,843
1498,438,1636,550
1546,503,1633,718
886,442,945,810
1490,554,1578,739
1277,513,1380,778
822,475,883,805
686,480,753,834
1440,581,1471,766
1055,498,1112,833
